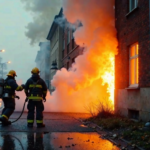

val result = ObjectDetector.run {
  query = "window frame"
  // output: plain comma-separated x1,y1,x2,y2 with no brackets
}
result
129,0,138,12
129,43,139,88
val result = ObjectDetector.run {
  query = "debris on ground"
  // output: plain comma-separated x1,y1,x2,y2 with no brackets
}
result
83,115,150,150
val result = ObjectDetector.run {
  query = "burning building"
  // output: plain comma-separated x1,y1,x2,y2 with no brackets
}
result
47,8,64,93
62,19,84,70
115,0,150,121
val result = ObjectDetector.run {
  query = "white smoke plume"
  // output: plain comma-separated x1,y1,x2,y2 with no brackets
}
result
20,0,62,45
54,15,82,31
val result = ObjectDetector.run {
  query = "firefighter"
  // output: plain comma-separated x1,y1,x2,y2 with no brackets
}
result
0,70,24,126
24,67,47,128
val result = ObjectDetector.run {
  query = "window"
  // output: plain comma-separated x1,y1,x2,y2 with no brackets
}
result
72,57,76,64
72,28,75,39
129,43,139,87
72,38,74,49
129,0,138,12
67,62,69,70
62,50,64,59
67,44,69,54
63,39,65,50
67,30,70,44
128,109,139,120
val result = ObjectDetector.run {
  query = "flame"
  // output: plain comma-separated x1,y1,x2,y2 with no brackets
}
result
48,0,118,113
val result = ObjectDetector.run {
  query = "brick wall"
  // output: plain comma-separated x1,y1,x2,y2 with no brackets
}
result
115,0,150,89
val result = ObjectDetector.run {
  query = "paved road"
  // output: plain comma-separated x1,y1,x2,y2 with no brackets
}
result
0,112,120,150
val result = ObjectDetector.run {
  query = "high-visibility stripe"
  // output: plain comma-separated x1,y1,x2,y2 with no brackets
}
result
36,120,43,123
16,86,23,91
29,84,42,88
27,120,34,123
28,96,43,100
4,86,11,89
2,115,8,120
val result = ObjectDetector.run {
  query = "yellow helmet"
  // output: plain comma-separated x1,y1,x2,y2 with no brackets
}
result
7,70,17,77
31,67,40,74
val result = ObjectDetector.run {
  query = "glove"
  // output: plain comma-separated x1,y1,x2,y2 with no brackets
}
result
21,84,25,89
43,98,46,102
15,96,20,99
25,97,29,102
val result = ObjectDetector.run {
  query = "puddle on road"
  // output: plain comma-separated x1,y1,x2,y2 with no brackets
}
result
0,132,120,150
50,132,120,150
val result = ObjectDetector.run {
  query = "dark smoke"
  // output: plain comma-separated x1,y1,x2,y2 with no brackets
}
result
20,0,62,45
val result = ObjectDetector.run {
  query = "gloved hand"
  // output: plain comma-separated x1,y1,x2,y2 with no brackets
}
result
25,97,28,102
21,84,25,89
15,96,20,99
43,98,46,102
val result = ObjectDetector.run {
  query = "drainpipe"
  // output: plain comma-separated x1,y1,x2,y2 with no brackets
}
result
149,0,150,44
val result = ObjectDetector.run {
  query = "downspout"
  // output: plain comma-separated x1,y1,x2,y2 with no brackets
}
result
149,0,150,44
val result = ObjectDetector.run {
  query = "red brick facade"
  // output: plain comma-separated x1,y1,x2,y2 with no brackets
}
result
115,0,150,89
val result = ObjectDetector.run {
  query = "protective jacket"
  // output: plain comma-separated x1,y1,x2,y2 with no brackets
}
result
3,76,23,98
24,74,47,100
25,74,47,125
1,76,24,122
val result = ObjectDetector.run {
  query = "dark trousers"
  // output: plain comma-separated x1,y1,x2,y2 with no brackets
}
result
27,100,44,124
2,98,15,119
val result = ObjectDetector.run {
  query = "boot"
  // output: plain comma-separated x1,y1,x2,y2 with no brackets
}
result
37,123,45,128
27,123,33,128
0,117,11,126
2,120,11,126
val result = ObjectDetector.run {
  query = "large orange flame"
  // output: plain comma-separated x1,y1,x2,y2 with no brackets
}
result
48,0,118,113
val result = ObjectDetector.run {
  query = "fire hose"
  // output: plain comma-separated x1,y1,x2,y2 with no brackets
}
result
0,97,28,125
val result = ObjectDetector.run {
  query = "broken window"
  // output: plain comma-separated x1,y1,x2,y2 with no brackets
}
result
129,43,139,87
129,0,138,12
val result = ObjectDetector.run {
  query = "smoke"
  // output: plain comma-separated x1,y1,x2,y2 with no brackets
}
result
20,0,62,45
49,0,118,112
14,0,118,113
54,15,82,31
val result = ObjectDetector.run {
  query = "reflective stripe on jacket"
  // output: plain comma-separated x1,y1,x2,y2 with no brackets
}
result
25,74,48,100
3,76,23,98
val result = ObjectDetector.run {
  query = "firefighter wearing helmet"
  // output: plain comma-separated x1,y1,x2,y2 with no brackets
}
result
0,70,25,126
24,67,47,128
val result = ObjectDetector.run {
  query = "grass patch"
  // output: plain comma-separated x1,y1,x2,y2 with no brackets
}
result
123,130,150,150
85,99,150,149
87,113,150,149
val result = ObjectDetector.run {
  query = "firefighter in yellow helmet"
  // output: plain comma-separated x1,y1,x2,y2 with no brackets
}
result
0,70,25,126
24,67,47,128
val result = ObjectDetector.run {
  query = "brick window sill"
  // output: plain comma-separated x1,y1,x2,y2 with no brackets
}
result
125,86,140,90
126,7,139,17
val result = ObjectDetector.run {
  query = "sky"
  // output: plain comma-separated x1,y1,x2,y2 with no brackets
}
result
0,0,62,83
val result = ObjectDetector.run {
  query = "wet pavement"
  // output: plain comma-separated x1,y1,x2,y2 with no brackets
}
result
0,132,120,150
0,113,120,150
